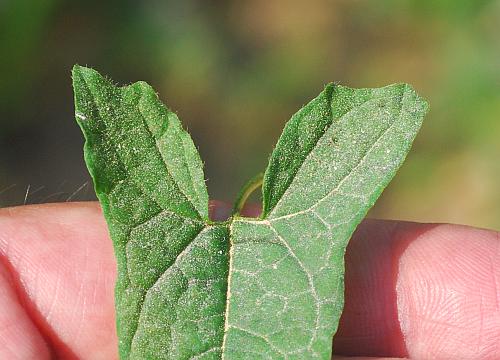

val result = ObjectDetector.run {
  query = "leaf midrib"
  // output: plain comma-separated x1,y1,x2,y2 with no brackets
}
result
136,97,205,220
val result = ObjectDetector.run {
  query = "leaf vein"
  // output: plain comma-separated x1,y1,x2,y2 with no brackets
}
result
267,222,321,352
269,86,409,221
129,225,211,352
268,91,385,217
136,96,203,220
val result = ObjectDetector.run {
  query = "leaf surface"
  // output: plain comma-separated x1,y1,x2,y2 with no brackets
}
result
73,66,226,359
226,83,427,358
73,66,428,359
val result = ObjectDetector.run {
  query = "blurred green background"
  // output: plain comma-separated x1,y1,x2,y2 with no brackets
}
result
0,0,498,229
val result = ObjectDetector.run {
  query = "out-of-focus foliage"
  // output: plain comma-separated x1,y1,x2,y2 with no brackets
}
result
0,0,499,229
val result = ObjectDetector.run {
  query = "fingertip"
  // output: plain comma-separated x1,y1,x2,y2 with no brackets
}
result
396,224,500,359
335,220,500,359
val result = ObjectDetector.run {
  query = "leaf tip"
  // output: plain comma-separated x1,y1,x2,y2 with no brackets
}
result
71,64,103,87
71,63,82,75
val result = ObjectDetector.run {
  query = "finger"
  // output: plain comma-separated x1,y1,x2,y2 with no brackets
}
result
334,219,500,359
0,255,51,359
334,357,404,360
0,202,117,359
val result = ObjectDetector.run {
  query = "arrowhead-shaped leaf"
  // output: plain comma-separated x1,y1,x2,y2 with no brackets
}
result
73,65,428,359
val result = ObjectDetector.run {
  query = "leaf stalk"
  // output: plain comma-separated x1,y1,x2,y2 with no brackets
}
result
232,172,264,216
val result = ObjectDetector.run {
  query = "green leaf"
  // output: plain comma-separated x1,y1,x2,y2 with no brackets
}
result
226,83,427,358
72,66,225,359
73,65,428,359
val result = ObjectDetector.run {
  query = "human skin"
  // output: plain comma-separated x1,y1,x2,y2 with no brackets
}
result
0,201,498,359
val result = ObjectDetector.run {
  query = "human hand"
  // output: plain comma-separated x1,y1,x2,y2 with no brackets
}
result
0,202,498,359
